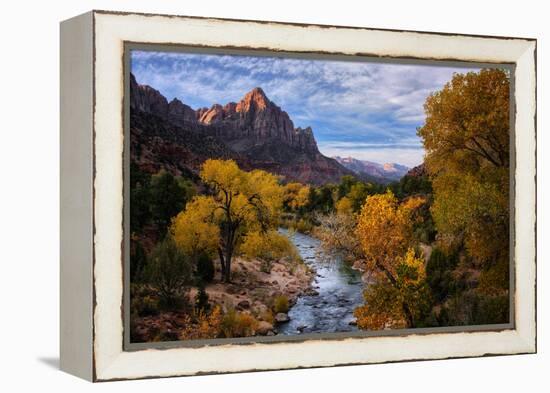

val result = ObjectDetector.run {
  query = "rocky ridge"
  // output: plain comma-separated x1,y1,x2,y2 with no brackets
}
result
130,74,351,184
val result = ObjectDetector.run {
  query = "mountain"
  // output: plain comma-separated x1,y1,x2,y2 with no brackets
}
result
130,74,351,184
333,156,409,183
195,88,319,153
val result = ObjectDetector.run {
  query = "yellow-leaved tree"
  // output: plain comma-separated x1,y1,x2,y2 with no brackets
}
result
353,191,430,329
171,159,284,282
283,182,310,211
171,196,220,261
417,68,510,293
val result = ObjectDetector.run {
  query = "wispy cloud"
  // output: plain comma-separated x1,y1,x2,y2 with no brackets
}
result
131,50,489,167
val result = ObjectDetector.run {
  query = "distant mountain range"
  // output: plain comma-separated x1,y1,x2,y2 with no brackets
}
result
333,156,409,183
130,73,352,185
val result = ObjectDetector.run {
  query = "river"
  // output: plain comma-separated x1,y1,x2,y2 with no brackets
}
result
278,229,365,335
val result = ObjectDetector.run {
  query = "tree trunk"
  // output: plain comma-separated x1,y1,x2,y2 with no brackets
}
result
217,247,226,280
222,225,237,283
403,303,415,328
224,245,233,282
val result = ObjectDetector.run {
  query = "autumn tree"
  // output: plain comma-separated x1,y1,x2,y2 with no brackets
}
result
335,196,354,216
353,191,430,329
171,196,220,264
283,182,310,212
417,68,510,292
315,211,361,262
239,230,301,266
171,160,284,282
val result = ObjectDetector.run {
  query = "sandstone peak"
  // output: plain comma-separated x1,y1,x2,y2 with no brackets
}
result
248,86,268,99
240,87,270,109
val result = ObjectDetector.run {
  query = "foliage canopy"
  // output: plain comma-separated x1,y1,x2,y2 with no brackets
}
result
172,159,284,282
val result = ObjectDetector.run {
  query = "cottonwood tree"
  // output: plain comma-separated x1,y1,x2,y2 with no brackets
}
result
171,196,220,263
283,182,310,212
417,68,510,293
353,191,430,329
172,159,283,282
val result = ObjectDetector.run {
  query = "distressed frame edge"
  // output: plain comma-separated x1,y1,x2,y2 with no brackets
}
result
513,40,537,354
90,11,537,381
90,8,537,42
59,11,95,381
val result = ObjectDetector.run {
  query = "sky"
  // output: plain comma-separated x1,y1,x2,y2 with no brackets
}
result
131,50,481,167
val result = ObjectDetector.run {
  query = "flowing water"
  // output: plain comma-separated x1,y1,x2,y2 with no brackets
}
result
278,229,364,335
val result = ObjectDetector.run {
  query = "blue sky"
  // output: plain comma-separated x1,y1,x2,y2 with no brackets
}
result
131,50,482,167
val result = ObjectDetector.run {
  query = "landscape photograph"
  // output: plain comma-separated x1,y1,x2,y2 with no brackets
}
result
127,49,511,343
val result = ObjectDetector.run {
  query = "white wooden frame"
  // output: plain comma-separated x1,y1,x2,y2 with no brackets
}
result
60,10,537,382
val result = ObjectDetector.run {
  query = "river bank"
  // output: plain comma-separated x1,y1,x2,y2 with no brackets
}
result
131,251,315,341
131,229,368,342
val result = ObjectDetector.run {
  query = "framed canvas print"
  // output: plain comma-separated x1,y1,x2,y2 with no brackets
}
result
60,10,537,382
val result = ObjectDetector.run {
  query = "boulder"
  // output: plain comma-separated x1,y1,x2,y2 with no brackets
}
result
236,300,250,310
256,321,274,336
275,313,290,323
304,288,319,296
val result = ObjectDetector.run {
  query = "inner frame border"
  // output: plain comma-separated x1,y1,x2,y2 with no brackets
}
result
122,41,517,352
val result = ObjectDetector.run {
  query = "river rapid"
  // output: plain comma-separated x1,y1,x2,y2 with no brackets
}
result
278,229,364,335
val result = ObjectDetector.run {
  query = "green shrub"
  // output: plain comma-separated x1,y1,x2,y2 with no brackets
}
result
196,252,215,282
142,237,193,307
273,295,290,314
